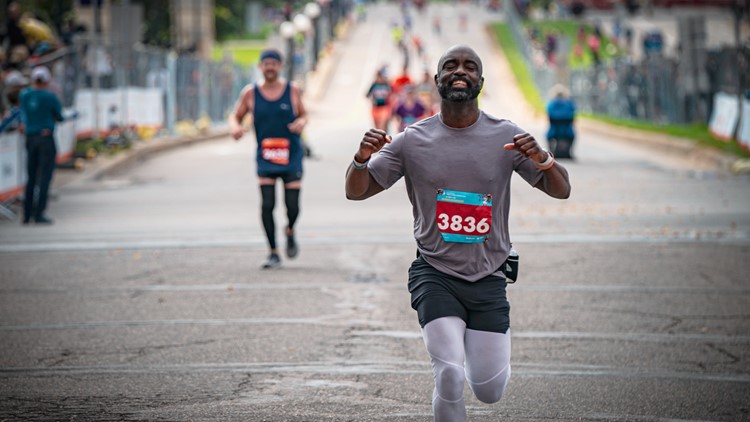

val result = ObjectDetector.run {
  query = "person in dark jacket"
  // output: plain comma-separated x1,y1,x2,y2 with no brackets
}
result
20,66,63,225
546,84,576,159
3,2,28,59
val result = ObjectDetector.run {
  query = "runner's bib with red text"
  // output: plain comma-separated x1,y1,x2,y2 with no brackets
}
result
436,189,492,243
260,138,290,165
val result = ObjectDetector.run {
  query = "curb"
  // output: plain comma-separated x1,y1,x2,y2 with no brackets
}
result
61,130,229,188
577,118,740,171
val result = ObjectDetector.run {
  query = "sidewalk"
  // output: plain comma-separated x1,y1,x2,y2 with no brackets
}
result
53,129,229,190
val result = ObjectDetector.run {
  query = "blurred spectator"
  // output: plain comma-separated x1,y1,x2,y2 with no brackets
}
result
412,34,424,58
576,24,586,44
0,85,24,132
393,84,427,132
432,15,441,35
625,0,640,14
588,30,601,66
85,45,114,88
4,69,28,88
515,0,531,17
391,65,413,97
19,66,64,225
624,26,634,52
3,2,27,60
0,68,28,131
545,31,559,66
643,30,664,57
546,84,576,159
570,0,585,16
8,44,29,68
366,68,392,131
415,69,440,116
19,15,57,47
1,67,27,113
529,26,541,43
612,17,623,45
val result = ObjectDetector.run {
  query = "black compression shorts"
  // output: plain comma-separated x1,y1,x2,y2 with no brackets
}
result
257,171,303,184
408,256,510,334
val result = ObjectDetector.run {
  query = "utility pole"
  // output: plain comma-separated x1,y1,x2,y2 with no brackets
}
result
93,0,101,139
732,0,747,140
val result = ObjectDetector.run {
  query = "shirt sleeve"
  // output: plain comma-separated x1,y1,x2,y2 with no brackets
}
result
367,131,405,189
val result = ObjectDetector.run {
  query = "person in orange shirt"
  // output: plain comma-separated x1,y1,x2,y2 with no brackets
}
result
365,68,392,131
390,65,413,97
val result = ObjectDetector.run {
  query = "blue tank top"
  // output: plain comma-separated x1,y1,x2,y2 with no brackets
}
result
253,82,303,175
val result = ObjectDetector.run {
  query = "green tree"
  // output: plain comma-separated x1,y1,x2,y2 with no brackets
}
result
136,0,172,47
215,0,246,41
1,0,75,34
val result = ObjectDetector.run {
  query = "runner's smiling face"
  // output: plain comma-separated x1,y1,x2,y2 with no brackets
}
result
435,47,484,102
259,58,282,82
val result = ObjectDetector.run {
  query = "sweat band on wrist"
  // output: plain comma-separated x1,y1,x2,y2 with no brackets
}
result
352,156,370,170
536,151,555,170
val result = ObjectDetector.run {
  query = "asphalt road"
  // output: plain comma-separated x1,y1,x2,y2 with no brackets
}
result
1,3,749,421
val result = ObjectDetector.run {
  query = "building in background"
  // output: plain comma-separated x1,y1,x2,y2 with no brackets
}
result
73,0,215,59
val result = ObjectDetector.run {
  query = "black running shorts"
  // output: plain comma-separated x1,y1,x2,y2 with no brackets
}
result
257,171,302,184
408,256,510,334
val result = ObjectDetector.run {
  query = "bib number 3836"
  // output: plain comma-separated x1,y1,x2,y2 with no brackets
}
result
436,189,492,243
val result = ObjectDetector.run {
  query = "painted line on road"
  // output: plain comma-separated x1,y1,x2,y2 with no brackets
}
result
2,233,750,253
1,319,748,345
0,361,748,384
510,284,750,295
0,317,339,331
3,283,748,296
513,331,750,344
587,415,716,422
0,283,330,295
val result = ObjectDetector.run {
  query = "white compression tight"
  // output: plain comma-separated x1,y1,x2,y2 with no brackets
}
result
421,316,511,422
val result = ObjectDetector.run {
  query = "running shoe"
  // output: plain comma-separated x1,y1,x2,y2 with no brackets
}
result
34,215,54,225
286,232,298,259
261,253,281,269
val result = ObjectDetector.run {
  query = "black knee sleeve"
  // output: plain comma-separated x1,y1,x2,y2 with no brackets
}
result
260,185,276,249
284,188,300,230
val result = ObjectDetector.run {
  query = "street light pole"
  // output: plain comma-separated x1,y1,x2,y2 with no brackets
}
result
293,13,312,76
280,21,296,80
304,2,322,70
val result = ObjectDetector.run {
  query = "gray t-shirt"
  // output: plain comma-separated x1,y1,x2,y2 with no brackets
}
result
368,111,544,282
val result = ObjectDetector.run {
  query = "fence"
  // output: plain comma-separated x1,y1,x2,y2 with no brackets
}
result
0,37,257,219
501,0,748,127
1,0,354,218
30,37,256,137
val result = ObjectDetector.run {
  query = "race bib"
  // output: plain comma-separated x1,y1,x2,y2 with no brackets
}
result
436,189,492,243
261,138,290,165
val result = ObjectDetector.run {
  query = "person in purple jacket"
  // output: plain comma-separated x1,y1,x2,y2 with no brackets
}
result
393,84,427,132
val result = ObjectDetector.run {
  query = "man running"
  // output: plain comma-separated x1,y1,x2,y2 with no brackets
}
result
345,45,571,421
229,48,307,269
